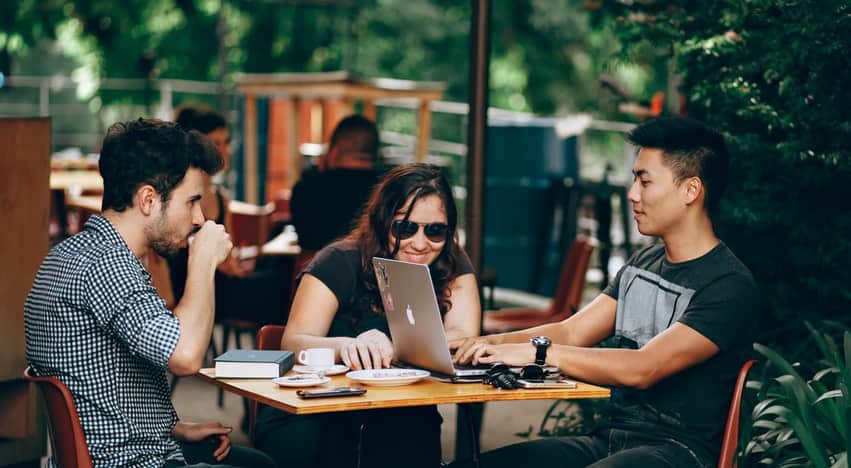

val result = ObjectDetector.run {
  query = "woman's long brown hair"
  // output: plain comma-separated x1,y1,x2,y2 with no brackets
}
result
345,163,467,320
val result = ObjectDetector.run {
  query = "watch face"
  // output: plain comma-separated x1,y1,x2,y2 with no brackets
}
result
532,336,551,347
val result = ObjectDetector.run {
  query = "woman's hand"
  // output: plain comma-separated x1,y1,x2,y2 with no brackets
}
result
340,329,394,370
172,421,232,462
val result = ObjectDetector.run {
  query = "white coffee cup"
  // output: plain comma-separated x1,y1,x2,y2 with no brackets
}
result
298,348,334,369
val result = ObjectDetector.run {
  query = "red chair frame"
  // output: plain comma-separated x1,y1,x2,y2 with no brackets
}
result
248,325,286,443
23,366,93,468
718,359,756,468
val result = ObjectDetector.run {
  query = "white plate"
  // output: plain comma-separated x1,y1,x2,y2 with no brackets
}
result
345,369,430,387
292,364,350,376
273,375,331,388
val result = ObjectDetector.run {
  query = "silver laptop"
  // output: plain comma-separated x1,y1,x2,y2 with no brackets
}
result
372,257,490,379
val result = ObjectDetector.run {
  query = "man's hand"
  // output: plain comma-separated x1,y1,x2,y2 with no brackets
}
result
340,329,394,370
172,421,232,462
450,335,497,365
469,343,537,367
189,221,233,267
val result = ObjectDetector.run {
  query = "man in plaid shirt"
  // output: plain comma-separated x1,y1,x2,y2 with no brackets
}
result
25,119,276,468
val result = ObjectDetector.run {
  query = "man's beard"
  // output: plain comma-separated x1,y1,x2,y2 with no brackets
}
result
150,237,181,258
148,211,184,258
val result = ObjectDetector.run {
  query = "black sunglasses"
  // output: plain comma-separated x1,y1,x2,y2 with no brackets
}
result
391,220,449,242
483,364,548,389
485,364,546,380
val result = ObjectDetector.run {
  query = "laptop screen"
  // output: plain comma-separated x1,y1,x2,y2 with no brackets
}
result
372,257,465,376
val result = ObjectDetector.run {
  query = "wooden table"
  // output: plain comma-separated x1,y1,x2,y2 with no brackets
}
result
196,368,609,415
50,170,103,192
260,230,301,257
65,195,102,213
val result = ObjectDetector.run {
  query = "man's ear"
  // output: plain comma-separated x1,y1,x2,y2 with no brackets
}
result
135,185,160,216
682,176,703,205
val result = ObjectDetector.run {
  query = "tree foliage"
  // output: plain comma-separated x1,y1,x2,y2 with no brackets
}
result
3,0,646,118
597,0,851,356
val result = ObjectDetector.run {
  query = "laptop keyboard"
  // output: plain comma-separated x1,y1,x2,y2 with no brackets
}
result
454,362,493,371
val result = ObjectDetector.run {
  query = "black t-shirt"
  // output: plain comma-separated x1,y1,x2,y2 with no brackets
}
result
290,168,382,250
601,241,760,462
300,240,475,339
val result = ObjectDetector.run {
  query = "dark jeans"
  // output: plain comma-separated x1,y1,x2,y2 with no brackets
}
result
162,440,277,468
253,403,443,468
449,428,710,468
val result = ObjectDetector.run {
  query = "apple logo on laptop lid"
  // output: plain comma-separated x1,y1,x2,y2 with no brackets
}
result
405,304,416,325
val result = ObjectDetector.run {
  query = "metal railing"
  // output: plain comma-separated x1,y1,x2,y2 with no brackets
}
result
1,74,634,179
1,75,641,271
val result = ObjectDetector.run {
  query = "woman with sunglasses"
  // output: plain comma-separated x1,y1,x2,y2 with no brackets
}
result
253,162,481,468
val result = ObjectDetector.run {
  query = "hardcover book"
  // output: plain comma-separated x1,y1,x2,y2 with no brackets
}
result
214,350,294,378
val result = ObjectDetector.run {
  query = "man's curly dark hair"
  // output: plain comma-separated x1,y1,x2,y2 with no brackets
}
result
99,118,222,212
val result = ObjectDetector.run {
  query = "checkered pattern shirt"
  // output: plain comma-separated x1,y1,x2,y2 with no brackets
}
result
25,216,185,467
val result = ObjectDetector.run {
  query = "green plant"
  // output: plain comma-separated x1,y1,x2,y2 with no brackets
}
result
516,397,608,439
743,322,850,467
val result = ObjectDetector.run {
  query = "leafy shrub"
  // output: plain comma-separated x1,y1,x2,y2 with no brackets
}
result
743,322,849,467
521,398,608,439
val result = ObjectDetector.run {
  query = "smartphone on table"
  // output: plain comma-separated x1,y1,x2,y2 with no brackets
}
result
296,386,367,399
516,379,577,389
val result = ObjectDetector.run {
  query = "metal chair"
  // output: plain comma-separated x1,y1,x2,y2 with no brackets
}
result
249,325,286,444
23,366,93,468
718,359,757,468
483,236,597,333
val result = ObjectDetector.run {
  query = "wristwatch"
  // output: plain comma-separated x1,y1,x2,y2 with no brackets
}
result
531,336,552,365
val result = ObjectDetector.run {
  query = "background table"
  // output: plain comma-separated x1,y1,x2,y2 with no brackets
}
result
260,230,301,256
50,170,103,192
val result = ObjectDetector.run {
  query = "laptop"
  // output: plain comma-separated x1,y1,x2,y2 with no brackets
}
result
372,257,491,381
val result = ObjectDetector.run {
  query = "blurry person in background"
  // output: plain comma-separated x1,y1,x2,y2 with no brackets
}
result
290,114,383,252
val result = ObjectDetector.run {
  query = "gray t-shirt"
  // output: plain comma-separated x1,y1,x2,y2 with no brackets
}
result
601,241,760,462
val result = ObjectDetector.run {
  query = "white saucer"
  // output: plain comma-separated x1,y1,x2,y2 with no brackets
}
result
273,375,331,387
345,369,430,387
292,364,350,376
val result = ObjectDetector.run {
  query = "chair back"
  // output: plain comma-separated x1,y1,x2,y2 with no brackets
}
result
257,325,286,352
23,366,93,468
548,236,597,320
718,359,756,468
249,325,286,443
228,200,275,249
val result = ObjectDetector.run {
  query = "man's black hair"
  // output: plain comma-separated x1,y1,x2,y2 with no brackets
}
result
627,117,730,214
99,118,222,212
329,114,380,163
174,106,227,135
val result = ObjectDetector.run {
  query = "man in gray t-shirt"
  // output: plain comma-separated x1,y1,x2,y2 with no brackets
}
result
452,117,760,467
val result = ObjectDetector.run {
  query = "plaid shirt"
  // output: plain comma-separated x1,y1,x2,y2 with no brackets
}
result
25,216,184,467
